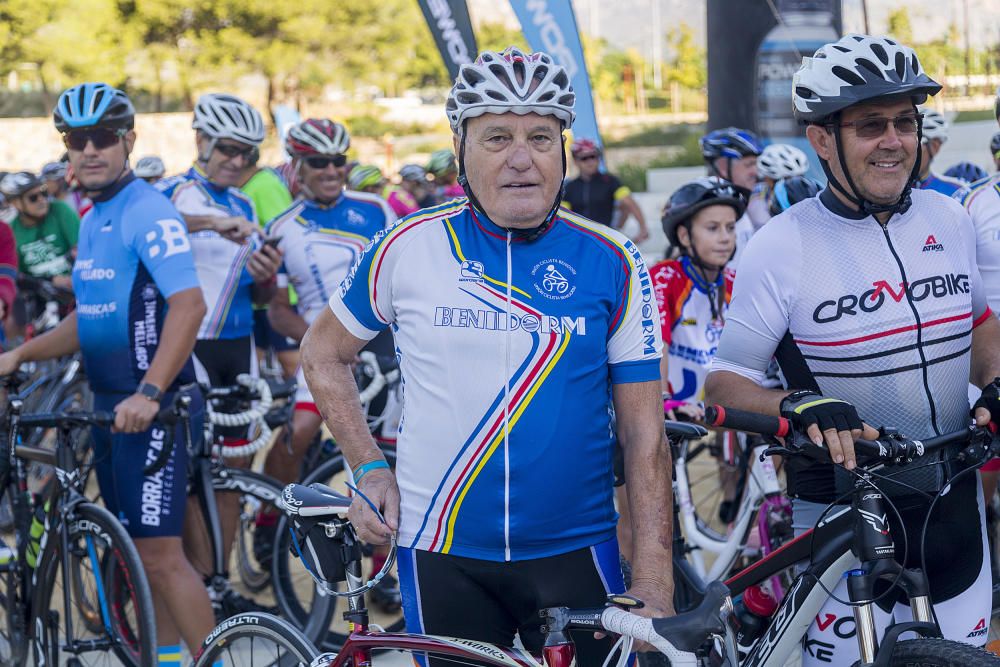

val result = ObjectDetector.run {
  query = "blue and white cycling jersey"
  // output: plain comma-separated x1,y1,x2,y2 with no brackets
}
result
916,172,965,197
157,166,257,340
266,191,394,324
331,199,662,562
74,174,200,395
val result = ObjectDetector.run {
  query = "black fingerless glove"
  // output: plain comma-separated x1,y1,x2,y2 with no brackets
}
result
971,378,1000,425
780,390,863,433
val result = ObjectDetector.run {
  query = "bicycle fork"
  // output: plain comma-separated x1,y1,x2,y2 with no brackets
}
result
847,478,939,665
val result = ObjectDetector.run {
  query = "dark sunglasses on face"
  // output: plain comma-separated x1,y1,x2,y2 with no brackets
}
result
305,155,348,169
24,189,48,204
214,142,256,159
831,113,922,140
576,154,599,162
62,126,127,151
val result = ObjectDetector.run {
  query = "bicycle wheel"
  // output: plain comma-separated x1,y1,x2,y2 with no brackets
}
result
678,432,750,542
33,501,155,666
194,612,321,667
273,448,404,651
0,543,28,664
888,638,1000,665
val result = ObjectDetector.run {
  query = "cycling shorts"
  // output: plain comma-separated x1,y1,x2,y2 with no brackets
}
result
252,309,298,353
795,475,991,667
398,536,626,667
91,386,204,539
193,335,258,440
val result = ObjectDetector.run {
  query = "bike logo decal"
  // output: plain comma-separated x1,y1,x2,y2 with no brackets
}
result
531,258,577,300
968,618,987,638
922,235,944,252
459,260,485,283
858,508,889,536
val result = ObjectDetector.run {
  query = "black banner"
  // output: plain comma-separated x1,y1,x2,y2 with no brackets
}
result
415,0,479,82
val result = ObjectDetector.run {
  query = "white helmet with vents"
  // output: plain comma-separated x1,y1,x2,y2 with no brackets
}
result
757,144,810,179
919,108,949,142
792,34,941,123
192,93,265,146
446,47,575,134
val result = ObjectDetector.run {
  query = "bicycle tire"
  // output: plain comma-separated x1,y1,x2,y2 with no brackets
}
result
33,501,156,666
194,612,321,667
0,547,28,664
273,448,404,651
886,638,1000,665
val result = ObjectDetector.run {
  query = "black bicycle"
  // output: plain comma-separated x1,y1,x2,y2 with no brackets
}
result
0,382,165,665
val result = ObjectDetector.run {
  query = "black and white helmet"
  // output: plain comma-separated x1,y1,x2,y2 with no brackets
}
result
446,47,575,134
919,108,948,142
792,34,941,123
0,171,43,198
192,93,265,146
757,143,810,179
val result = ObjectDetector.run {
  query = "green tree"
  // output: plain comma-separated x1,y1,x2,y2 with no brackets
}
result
665,22,706,90
886,8,914,45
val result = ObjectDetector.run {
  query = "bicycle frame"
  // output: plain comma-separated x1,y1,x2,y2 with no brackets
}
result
675,441,788,582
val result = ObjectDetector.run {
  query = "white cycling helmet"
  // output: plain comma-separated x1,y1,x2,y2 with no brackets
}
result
285,118,350,157
757,144,810,180
919,108,948,142
793,34,941,123
134,155,166,179
446,47,576,134
192,93,265,146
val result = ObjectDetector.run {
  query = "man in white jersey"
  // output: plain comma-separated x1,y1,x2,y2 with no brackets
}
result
706,34,1000,666
299,48,672,665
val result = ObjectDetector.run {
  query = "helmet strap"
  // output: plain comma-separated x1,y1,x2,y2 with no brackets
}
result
198,136,217,164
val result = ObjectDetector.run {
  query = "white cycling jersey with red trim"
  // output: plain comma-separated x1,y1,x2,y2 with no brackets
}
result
956,174,1000,313
650,256,733,403
330,198,662,562
712,189,991,497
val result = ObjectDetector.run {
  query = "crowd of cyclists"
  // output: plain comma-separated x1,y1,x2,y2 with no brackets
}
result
0,28,998,667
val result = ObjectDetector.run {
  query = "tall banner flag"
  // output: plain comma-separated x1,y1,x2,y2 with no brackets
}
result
508,0,602,148
415,0,479,82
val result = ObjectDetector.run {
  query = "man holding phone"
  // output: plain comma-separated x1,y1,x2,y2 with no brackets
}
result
256,117,399,608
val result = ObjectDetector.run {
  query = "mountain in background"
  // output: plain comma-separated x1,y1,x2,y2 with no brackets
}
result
468,0,999,56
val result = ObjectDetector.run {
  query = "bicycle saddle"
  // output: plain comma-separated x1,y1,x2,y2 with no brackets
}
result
664,420,709,440
280,483,352,518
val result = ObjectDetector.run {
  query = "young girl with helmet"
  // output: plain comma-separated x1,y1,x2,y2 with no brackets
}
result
651,178,747,521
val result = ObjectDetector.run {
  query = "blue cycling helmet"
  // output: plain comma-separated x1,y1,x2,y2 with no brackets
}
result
53,82,135,132
700,127,764,161
769,176,823,216
944,161,988,184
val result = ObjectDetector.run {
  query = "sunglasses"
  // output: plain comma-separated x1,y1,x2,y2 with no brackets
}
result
24,189,48,204
576,154,599,162
305,155,348,169
831,113,922,140
62,126,127,151
214,142,256,159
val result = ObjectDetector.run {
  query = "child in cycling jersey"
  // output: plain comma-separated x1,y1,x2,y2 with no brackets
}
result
651,177,746,522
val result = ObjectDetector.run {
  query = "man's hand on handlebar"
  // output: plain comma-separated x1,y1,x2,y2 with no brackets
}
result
113,393,160,433
0,349,23,377
348,468,400,545
972,379,1000,430
780,390,879,470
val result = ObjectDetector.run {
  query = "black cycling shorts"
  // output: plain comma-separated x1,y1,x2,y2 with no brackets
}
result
193,335,256,439
398,537,627,667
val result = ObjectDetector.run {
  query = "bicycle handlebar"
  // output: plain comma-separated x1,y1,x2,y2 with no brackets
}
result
705,404,984,466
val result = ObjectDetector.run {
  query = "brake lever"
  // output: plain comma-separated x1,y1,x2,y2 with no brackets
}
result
762,446,795,459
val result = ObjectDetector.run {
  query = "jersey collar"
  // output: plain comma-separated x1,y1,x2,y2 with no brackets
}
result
90,171,136,203
189,163,229,194
679,255,724,294
468,202,559,243
301,192,344,211
819,186,868,220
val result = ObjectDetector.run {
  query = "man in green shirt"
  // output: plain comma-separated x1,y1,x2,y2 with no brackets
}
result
1,171,79,290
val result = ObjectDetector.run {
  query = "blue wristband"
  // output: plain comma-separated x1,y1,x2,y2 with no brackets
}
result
353,459,390,485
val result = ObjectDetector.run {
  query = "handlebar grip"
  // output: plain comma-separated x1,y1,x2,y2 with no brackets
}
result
599,608,697,666
705,405,791,438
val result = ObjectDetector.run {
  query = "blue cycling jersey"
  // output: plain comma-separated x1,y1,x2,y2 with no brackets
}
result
916,172,965,197
74,174,200,394
157,166,257,339
332,199,662,561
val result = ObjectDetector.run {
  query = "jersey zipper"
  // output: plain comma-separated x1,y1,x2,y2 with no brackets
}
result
879,222,940,434
503,230,512,561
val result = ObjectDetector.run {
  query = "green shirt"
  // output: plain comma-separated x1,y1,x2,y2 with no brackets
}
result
12,199,80,278
242,168,293,227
